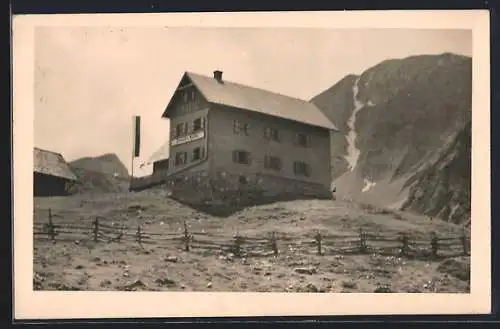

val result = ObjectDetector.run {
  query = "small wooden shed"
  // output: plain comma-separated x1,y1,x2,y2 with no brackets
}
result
33,147,78,197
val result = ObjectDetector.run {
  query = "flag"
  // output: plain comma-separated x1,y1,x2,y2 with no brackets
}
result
133,115,141,157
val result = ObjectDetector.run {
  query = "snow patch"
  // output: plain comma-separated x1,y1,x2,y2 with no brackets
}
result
361,179,376,192
387,198,406,210
449,203,460,219
344,77,368,171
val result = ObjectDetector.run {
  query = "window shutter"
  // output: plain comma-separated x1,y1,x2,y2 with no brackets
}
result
202,117,206,129
201,147,206,159
264,156,269,168
232,150,238,163
247,152,252,165
305,164,311,177
307,135,312,147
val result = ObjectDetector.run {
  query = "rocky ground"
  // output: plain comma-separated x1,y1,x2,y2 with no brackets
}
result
33,191,470,293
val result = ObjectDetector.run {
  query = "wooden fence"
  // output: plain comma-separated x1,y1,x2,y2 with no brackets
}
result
33,208,471,259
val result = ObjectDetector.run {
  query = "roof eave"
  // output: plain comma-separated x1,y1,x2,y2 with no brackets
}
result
161,108,169,119
161,72,190,119
162,72,211,119
327,124,340,132
34,170,78,182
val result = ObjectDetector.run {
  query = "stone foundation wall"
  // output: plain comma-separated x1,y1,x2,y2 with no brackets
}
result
165,170,331,210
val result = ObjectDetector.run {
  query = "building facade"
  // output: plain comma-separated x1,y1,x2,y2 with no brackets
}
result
144,70,338,206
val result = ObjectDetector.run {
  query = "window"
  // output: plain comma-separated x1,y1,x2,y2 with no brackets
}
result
264,156,282,171
175,152,188,166
239,175,247,184
233,150,251,165
174,122,190,138
175,123,183,138
264,127,280,141
295,133,309,147
294,161,311,177
234,120,250,135
192,147,201,161
193,118,202,132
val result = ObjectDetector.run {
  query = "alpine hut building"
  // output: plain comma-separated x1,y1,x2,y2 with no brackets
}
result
33,147,78,197
143,70,338,207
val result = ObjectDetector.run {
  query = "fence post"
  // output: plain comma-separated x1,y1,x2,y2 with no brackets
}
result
183,220,190,252
233,235,242,258
271,232,278,257
430,232,439,258
136,224,143,247
315,231,322,256
359,228,367,253
48,208,56,243
461,228,468,256
115,221,125,243
92,218,99,242
399,232,409,256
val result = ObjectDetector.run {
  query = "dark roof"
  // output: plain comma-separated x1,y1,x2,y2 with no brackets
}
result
162,71,338,131
33,147,78,181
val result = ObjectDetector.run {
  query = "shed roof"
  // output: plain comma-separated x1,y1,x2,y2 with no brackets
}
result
33,147,78,181
146,141,170,164
162,71,338,131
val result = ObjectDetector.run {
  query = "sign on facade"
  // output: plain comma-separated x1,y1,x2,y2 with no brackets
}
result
171,130,205,146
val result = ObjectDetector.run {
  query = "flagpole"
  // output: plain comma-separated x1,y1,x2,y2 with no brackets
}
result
130,115,140,192
130,155,134,192
130,115,135,192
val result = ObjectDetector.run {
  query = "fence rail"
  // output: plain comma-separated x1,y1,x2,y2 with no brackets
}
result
33,208,471,259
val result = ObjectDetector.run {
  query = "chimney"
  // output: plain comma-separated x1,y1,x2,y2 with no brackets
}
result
213,70,223,83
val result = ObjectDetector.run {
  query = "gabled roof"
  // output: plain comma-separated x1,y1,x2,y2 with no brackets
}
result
162,71,338,131
33,147,78,181
145,141,170,164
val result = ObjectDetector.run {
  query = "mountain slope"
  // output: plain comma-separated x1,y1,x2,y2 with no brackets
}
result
311,53,472,223
401,121,471,224
69,153,129,178
312,74,357,179
68,154,130,194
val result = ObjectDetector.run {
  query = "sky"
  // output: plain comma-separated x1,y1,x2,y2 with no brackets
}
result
34,27,472,177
